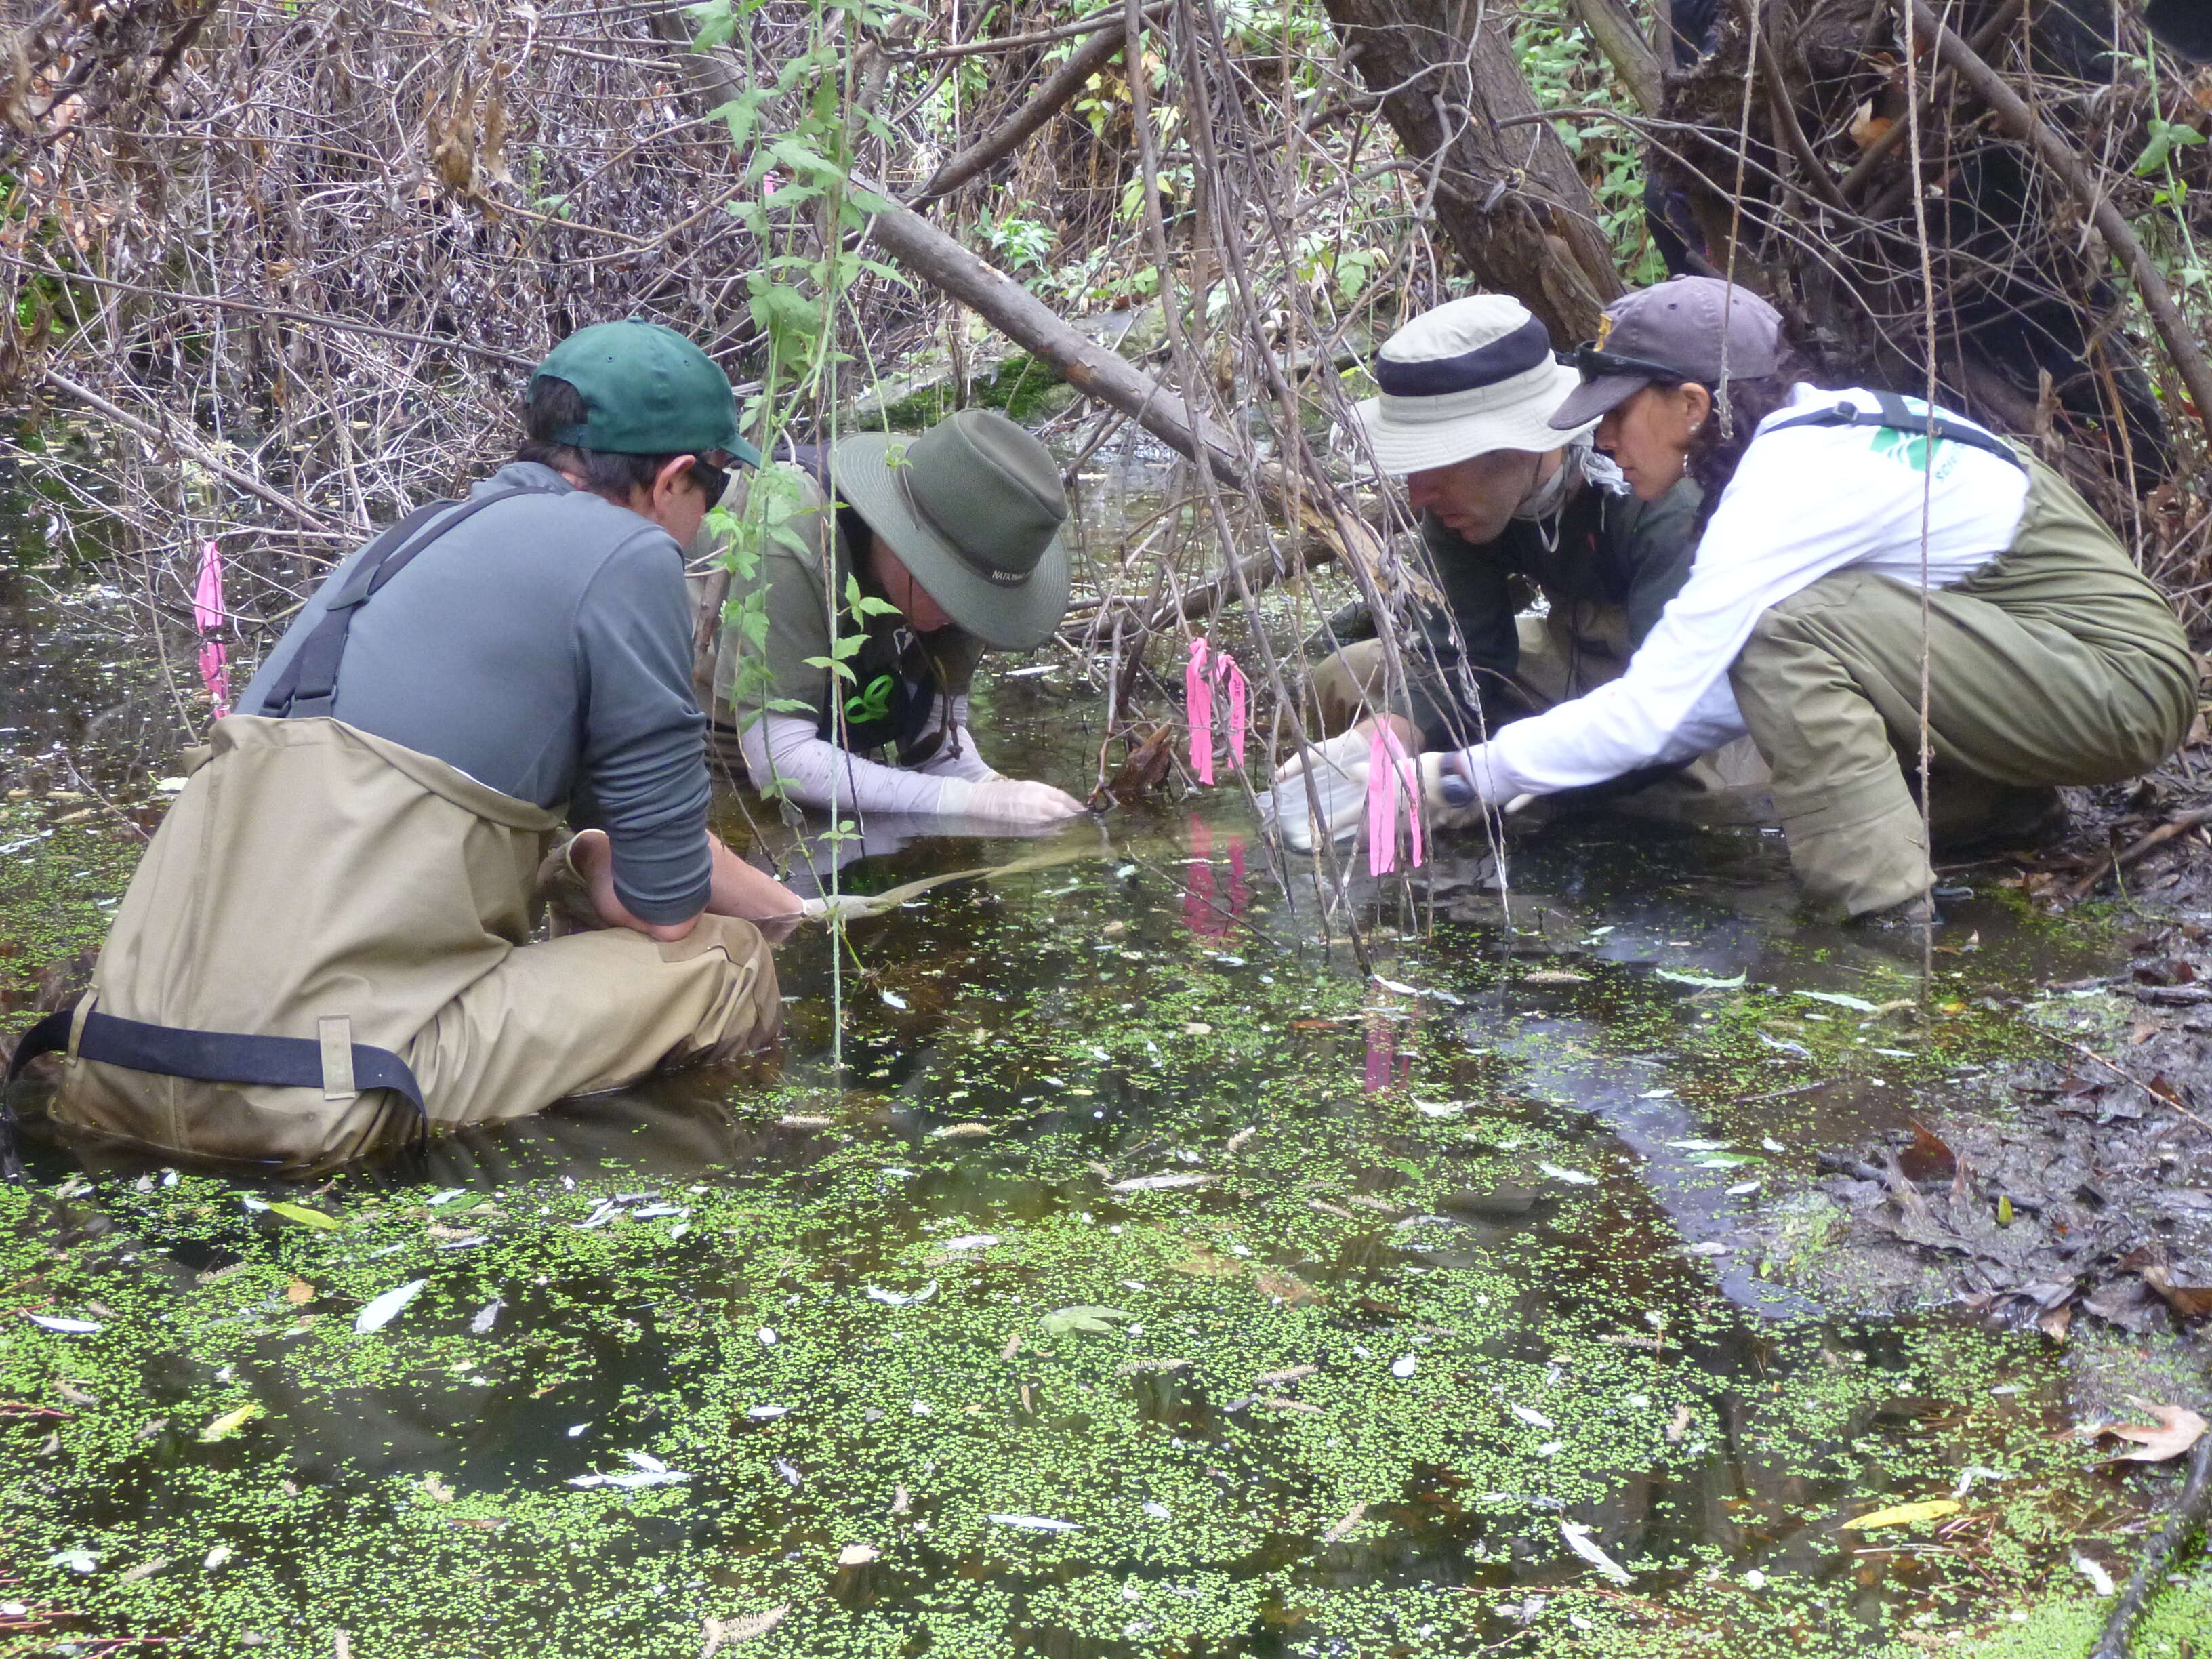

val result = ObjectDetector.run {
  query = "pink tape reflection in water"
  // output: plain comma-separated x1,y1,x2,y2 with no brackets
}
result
1364,723,1423,876
194,539,230,716
1185,638,1214,785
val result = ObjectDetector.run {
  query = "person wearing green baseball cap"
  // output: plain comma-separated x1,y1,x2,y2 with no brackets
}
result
693,407,1087,825
24,320,802,1170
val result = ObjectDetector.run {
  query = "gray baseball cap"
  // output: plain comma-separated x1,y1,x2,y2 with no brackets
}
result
1549,276,1784,429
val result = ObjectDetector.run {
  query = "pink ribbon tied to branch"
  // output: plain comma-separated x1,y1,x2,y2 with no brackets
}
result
1184,638,1248,786
193,538,230,717
1365,722,1425,876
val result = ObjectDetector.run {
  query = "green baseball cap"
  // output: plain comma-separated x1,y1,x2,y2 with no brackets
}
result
531,320,762,466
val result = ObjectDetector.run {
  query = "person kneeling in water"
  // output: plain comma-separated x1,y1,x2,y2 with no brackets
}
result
695,409,1088,827
1419,277,2196,924
10,321,800,1170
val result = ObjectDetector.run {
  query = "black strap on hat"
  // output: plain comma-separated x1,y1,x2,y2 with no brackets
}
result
1374,315,1553,398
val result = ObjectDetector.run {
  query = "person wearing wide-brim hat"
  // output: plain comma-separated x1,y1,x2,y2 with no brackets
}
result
1265,291,1757,853
1416,274,2197,925
695,407,1086,824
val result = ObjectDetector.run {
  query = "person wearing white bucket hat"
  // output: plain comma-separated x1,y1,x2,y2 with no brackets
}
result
1266,293,1732,853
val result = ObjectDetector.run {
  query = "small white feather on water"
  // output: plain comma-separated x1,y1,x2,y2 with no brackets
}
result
987,1514,1080,1532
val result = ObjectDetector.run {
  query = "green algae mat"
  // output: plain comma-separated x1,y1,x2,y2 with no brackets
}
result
0,801,2196,1656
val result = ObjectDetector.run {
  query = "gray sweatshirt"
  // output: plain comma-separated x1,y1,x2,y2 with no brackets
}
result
237,462,712,924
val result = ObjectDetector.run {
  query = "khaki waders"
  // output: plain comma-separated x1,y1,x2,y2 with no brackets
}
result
46,716,779,1169
1727,452,2198,916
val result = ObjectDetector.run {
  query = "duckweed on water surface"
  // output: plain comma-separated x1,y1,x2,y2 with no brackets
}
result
0,769,2196,1656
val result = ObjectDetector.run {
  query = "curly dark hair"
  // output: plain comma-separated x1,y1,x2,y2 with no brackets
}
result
1682,347,1824,529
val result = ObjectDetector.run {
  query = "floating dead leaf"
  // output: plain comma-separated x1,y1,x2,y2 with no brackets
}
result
421,1473,455,1504
1225,1126,1256,1153
199,1402,262,1443
118,1557,168,1584
284,1278,315,1305
1558,1521,1631,1585
1664,1405,1693,1443
701,1603,789,1655
1115,1357,1192,1376
1522,970,1591,985
1093,722,1174,809
2098,1403,2209,1463
932,1122,992,1139
1344,1194,1402,1214
1171,1245,1246,1279
1254,1269,1321,1306
2142,1262,2212,1322
1307,1199,1355,1220
1322,1501,1366,1543
1841,1498,1962,1532
1897,1121,1957,1184
1255,1364,1318,1388
1000,1333,1022,1361
777,1113,833,1129
836,1542,880,1566
890,1483,912,1515
52,1378,95,1406
1109,1172,1214,1192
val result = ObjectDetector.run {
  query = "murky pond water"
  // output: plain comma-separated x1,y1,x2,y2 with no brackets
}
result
0,507,2146,1656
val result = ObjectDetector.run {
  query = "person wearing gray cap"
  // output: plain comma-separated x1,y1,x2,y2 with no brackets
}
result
1420,274,2196,924
694,408,1087,827
1265,293,1757,851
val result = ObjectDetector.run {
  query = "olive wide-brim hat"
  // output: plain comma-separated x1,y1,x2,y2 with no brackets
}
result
832,409,1071,651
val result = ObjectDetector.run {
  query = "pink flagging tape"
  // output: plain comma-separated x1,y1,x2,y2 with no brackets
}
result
194,539,230,717
1185,638,1215,785
1186,639,1247,786
1219,652,1247,773
1365,723,1423,876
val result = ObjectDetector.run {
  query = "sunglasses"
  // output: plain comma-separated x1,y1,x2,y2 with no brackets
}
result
1561,343,1696,383
687,453,734,507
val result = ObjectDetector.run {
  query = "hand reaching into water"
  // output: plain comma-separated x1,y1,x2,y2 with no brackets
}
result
1258,726,1373,851
937,775,1089,825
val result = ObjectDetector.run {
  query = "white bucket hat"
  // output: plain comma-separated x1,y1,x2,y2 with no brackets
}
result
1351,294,1595,473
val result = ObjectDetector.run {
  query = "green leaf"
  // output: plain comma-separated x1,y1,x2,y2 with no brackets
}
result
266,1201,340,1231
1040,1305,1134,1337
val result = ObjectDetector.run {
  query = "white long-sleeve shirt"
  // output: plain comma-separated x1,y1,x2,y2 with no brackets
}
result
1453,385,2032,801
737,697,1002,813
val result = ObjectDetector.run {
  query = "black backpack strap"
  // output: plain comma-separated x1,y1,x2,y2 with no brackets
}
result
264,483,556,719
3,1005,430,1180
1765,392,2028,472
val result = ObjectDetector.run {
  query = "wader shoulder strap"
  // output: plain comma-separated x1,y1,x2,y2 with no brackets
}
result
3,1006,428,1179
1764,391,2027,472
264,482,558,719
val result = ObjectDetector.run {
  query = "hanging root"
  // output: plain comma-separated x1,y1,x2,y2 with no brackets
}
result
2090,1431,2212,1659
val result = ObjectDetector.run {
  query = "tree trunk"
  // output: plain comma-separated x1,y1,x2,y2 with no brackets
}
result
1319,0,1624,343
